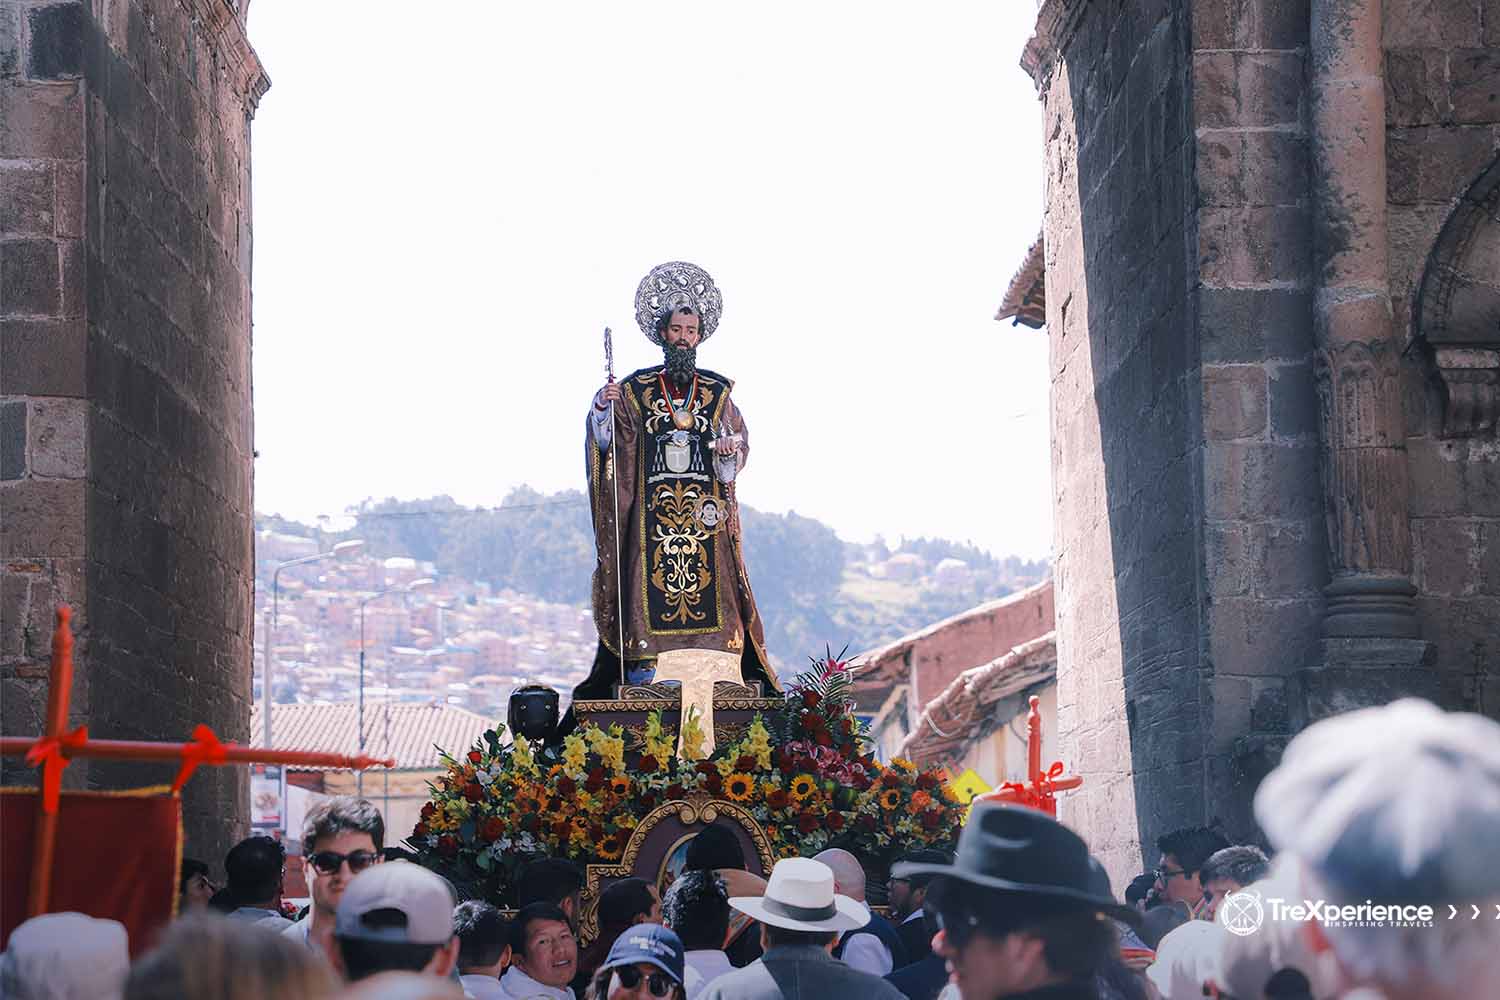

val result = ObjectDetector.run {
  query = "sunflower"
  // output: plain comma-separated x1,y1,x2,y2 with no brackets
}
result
598,833,624,860
878,788,902,810
725,773,755,802
610,776,631,796
789,775,817,802
891,758,918,774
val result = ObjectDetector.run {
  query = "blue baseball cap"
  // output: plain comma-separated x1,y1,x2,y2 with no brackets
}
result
599,923,685,985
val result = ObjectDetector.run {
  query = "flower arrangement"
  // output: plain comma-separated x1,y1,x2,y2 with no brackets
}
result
410,650,963,903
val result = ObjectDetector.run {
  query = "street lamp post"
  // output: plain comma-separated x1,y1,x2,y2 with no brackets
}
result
262,539,364,751
358,577,435,800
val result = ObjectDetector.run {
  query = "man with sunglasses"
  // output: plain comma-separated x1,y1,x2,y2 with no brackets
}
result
284,795,385,956
893,803,1141,1000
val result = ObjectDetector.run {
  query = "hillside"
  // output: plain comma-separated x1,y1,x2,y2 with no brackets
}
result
258,488,1048,674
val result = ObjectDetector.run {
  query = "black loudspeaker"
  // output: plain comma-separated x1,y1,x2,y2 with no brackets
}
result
508,685,559,743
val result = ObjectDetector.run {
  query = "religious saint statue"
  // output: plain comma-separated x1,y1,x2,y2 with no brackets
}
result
569,261,781,710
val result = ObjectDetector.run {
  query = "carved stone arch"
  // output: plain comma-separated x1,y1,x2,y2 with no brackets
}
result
1413,152,1500,437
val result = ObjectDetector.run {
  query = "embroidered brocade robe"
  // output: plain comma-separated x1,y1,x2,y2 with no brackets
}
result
575,366,779,699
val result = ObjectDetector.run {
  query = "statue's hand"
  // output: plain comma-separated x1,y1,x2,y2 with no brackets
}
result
713,435,741,457
596,382,622,409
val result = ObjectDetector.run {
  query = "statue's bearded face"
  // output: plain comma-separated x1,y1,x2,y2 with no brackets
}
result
661,308,701,384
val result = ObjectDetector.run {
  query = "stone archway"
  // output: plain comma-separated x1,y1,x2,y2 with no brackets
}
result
1413,153,1500,438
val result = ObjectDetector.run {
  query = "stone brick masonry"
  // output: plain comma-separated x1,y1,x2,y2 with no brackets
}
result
1,0,266,871
1024,0,1500,888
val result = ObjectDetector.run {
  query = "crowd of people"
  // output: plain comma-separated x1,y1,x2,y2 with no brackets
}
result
3,697,1498,1000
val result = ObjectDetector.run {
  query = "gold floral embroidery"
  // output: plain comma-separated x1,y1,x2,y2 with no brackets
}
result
649,482,714,624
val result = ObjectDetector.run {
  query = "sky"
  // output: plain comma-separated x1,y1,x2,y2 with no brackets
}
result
247,2,1051,561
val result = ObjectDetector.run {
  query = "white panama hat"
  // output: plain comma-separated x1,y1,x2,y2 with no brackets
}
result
728,858,868,934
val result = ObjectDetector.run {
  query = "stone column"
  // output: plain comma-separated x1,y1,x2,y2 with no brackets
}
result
1307,0,1434,712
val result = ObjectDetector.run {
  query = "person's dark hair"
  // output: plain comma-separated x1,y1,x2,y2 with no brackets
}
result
1025,908,1117,980
300,795,385,852
179,857,209,895
1199,845,1270,887
684,824,745,872
654,304,701,337
599,878,655,932
762,924,837,949
509,903,573,959
224,836,285,903
661,870,729,952
517,858,584,908
454,900,509,971
1155,826,1230,876
336,937,445,982
898,848,952,891
585,965,685,1000
1124,872,1156,907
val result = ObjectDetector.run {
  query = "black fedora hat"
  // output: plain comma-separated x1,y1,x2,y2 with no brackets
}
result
892,802,1140,926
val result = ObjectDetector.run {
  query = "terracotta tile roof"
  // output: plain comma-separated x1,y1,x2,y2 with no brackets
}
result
898,631,1057,765
995,232,1046,329
249,702,494,771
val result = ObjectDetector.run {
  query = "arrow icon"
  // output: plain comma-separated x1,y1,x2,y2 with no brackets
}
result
1473,905,1481,919
1494,904,1500,919
1450,905,1458,919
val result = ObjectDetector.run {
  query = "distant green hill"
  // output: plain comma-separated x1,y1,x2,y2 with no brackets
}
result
258,488,1048,675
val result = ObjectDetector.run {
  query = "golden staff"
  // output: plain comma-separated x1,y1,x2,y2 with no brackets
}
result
604,327,626,690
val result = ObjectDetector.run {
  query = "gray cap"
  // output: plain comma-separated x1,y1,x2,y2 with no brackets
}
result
335,861,456,945
1254,698,1500,905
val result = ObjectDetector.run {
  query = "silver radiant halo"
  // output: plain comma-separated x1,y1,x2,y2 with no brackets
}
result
635,261,723,345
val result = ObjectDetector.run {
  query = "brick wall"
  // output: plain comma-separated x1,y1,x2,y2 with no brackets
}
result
1383,0,1500,715
1,0,266,873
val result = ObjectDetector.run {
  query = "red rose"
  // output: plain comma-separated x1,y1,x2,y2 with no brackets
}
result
797,812,819,834
437,835,459,858
841,718,854,736
882,771,903,788
640,755,660,773
774,749,792,770
553,818,572,837
557,776,577,797
467,750,483,764
737,754,757,772
520,813,540,833
420,802,436,819
804,713,825,732
585,768,606,793
801,691,821,709
640,792,657,809
413,822,429,838
590,823,605,840
705,773,723,795
856,815,876,832
463,783,484,803
666,783,686,800
767,788,789,809
695,761,718,776
921,810,941,830
814,731,833,748
851,771,872,791
827,811,845,831
916,772,938,790
481,817,505,841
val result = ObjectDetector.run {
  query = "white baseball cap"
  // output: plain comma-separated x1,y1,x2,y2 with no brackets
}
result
334,861,456,946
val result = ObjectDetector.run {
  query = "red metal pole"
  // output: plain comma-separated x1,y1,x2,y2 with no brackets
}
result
1026,694,1042,787
27,607,74,916
0,738,393,770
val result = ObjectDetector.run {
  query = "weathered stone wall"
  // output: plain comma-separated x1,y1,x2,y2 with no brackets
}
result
1030,0,1201,883
1191,0,1322,839
1383,1,1500,715
1,0,265,871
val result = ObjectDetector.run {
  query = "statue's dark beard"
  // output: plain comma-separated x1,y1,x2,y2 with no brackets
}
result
663,343,697,384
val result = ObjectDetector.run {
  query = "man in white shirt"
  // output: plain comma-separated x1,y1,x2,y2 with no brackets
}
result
282,796,385,957
815,848,900,976
223,836,294,931
455,900,511,999
500,903,578,1000
661,870,734,998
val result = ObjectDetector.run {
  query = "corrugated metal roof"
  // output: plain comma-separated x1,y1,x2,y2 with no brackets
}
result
249,702,494,771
